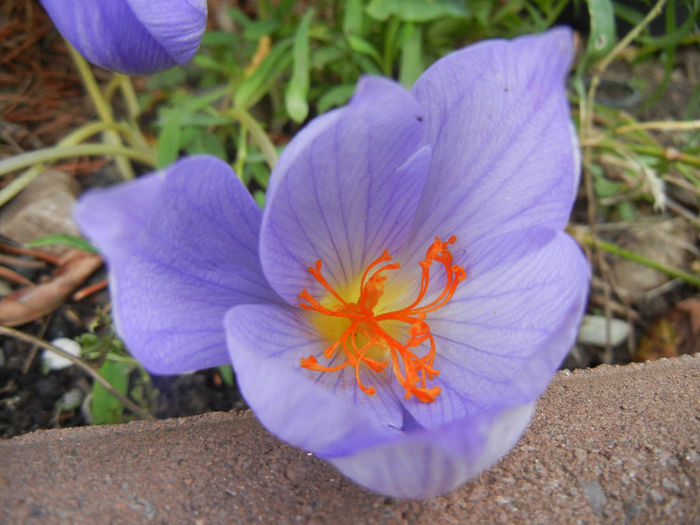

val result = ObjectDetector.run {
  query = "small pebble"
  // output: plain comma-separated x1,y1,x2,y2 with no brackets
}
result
577,315,630,347
42,337,81,370
60,388,84,411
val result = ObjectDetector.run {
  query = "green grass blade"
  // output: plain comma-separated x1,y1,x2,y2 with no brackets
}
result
286,10,314,123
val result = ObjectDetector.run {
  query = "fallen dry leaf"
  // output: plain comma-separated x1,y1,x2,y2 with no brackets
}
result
675,298,700,336
0,249,102,326
634,297,700,361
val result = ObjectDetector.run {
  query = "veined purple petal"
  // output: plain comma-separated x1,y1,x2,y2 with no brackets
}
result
75,155,279,374
405,28,578,260
260,76,430,305
224,303,403,456
397,229,589,427
40,0,206,74
328,402,534,499
125,0,207,65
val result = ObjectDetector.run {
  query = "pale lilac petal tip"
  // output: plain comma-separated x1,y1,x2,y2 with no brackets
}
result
407,27,578,251
398,229,589,428
225,302,536,499
75,155,278,374
126,0,207,66
328,403,535,499
40,0,206,74
224,303,401,456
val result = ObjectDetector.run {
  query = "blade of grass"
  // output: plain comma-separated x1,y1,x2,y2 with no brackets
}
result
574,232,700,287
227,107,278,170
285,10,314,123
0,144,155,178
66,44,134,180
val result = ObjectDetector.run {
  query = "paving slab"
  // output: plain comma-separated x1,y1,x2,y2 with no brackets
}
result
1,355,698,524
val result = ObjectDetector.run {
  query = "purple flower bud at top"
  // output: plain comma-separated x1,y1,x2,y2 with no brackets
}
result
40,0,207,75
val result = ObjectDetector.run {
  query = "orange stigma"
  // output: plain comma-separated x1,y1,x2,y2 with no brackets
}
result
298,236,465,403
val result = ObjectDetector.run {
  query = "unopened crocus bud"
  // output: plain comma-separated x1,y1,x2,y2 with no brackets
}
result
40,0,207,75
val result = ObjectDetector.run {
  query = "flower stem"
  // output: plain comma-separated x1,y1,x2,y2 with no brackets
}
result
227,106,278,170
614,119,700,134
66,43,135,179
235,124,248,181
0,121,155,206
626,144,700,169
575,231,700,288
0,144,154,178
116,73,141,120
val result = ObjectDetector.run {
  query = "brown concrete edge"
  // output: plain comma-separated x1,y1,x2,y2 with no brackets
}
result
1,356,698,524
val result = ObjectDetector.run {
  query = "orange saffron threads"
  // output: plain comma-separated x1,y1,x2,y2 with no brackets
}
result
298,236,466,403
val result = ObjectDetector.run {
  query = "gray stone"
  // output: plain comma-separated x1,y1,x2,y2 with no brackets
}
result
1,355,698,524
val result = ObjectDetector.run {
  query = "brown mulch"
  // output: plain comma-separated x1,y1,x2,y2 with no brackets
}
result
0,1,93,157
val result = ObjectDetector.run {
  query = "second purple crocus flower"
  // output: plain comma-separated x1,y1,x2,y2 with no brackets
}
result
75,28,589,498
40,0,207,74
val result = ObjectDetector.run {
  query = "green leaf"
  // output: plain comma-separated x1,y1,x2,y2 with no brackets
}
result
594,175,624,198
227,7,254,32
250,162,271,189
398,23,423,88
154,89,229,168
254,189,266,208
145,67,185,91
343,0,365,35
317,84,356,113
273,0,298,19
217,365,235,386
156,113,181,169
91,360,130,425
286,10,314,123
346,35,383,67
612,2,644,26
26,234,97,253
311,45,348,69
176,88,229,113
639,1,698,49
185,132,228,160
243,19,281,41
235,38,293,109
616,201,636,221
201,30,240,47
228,7,279,42
366,0,467,22
178,113,231,127
584,0,616,61
76,333,100,355
192,54,231,74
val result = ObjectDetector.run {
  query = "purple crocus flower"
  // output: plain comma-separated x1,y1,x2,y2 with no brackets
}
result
75,28,589,498
40,0,207,74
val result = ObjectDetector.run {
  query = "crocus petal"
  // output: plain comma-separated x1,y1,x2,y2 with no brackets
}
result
260,76,430,304
224,303,403,456
328,402,534,499
75,155,279,374
398,228,589,427
406,28,578,257
40,0,206,74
